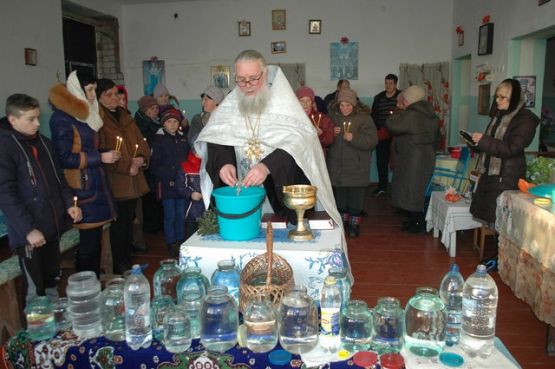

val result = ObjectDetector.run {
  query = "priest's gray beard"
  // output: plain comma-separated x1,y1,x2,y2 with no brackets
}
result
238,84,271,117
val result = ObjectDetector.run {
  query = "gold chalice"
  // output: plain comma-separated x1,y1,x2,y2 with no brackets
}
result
282,184,317,241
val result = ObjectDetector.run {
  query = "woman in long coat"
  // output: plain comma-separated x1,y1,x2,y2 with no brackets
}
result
49,71,119,276
386,85,439,233
469,79,539,225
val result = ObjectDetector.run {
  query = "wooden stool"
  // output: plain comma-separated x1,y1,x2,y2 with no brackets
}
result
473,225,496,259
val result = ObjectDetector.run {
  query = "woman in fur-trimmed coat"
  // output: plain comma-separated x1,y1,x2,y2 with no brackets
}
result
49,70,119,277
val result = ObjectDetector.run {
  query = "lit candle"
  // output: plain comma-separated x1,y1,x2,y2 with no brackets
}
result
133,144,139,158
342,121,346,133
347,121,352,133
73,196,78,208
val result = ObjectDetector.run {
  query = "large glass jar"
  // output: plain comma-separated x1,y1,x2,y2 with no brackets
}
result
25,296,57,341
153,259,182,302
404,287,447,357
151,295,175,342
101,278,125,341
339,299,372,352
210,260,241,304
177,266,209,304
200,286,239,353
244,293,278,353
180,291,203,339
328,267,351,308
372,297,404,354
278,285,319,354
164,305,192,353
66,271,102,339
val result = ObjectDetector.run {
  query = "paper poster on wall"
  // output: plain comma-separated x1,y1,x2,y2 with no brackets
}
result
143,59,165,96
330,42,358,80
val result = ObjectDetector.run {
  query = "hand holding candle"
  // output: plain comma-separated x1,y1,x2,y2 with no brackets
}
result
72,196,78,208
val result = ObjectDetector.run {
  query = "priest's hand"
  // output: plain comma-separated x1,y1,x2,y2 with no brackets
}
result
219,164,238,187
243,163,269,187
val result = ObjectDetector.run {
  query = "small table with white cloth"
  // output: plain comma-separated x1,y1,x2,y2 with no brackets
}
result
179,227,347,301
425,191,482,257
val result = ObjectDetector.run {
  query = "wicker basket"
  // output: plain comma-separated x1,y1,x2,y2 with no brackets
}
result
239,223,295,313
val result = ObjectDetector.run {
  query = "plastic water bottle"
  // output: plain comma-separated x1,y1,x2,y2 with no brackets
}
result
320,276,342,352
459,264,498,358
439,264,464,346
124,264,152,350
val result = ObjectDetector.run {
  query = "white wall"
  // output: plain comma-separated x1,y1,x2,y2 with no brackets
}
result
121,0,453,101
452,0,555,92
0,0,65,128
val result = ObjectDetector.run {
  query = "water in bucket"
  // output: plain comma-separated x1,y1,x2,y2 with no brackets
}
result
212,186,266,241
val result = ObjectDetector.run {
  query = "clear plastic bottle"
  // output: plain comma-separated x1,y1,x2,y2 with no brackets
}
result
328,267,351,310
459,264,498,358
439,264,464,346
320,276,342,352
124,264,152,350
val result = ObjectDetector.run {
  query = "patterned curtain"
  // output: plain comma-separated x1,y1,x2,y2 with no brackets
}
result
399,62,450,150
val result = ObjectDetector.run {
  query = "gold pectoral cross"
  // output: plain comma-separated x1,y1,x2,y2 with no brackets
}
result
245,138,263,163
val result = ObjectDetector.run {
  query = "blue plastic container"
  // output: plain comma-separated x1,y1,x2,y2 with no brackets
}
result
212,186,265,241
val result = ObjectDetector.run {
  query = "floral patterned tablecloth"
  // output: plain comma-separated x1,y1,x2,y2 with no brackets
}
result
496,190,555,325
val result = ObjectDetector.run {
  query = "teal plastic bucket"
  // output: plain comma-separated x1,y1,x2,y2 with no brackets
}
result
212,186,266,241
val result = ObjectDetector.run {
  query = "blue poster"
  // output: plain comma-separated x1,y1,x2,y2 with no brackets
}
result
330,42,359,80
142,60,165,96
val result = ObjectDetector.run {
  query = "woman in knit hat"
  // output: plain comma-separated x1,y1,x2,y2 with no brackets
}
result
150,107,191,256
187,86,225,147
153,82,188,131
385,85,440,233
327,88,378,237
295,85,335,154
48,70,119,276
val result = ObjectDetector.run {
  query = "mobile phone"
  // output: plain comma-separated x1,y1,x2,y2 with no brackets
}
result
459,130,476,146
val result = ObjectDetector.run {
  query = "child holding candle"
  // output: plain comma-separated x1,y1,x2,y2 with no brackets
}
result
327,88,378,237
150,108,190,257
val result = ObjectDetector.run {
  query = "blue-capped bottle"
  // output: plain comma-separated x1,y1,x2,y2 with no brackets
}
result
124,264,152,350
439,264,464,346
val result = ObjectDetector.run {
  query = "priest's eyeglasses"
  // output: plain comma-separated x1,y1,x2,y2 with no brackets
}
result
235,71,264,87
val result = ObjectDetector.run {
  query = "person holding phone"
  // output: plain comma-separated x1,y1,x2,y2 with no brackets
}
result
469,78,538,233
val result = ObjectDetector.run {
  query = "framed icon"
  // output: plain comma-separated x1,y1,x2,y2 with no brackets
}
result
272,9,286,30
238,20,251,37
271,41,287,54
478,23,494,56
309,19,321,34
210,65,231,89
24,48,37,66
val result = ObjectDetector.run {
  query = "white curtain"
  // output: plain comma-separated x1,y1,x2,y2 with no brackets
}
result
399,62,450,150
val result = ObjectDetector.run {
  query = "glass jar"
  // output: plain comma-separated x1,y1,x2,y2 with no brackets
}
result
101,278,125,341
66,271,102,339
210,260,241,304
151,295,175,342
372,297,404,354
177,266,209,304
25,296,57,341
153,259,182,302
200,286,239,353
340,299,372,352
163,305,192,353
278,285,319,354
180,291,203,339
244,293,278,353
328,267,351,308
404,287,447,357
52,297,71,332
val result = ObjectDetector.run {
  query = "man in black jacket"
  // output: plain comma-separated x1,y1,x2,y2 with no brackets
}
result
0,94,81,304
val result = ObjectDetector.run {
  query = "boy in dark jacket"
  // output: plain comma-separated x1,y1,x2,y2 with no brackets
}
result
0,94,82,304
